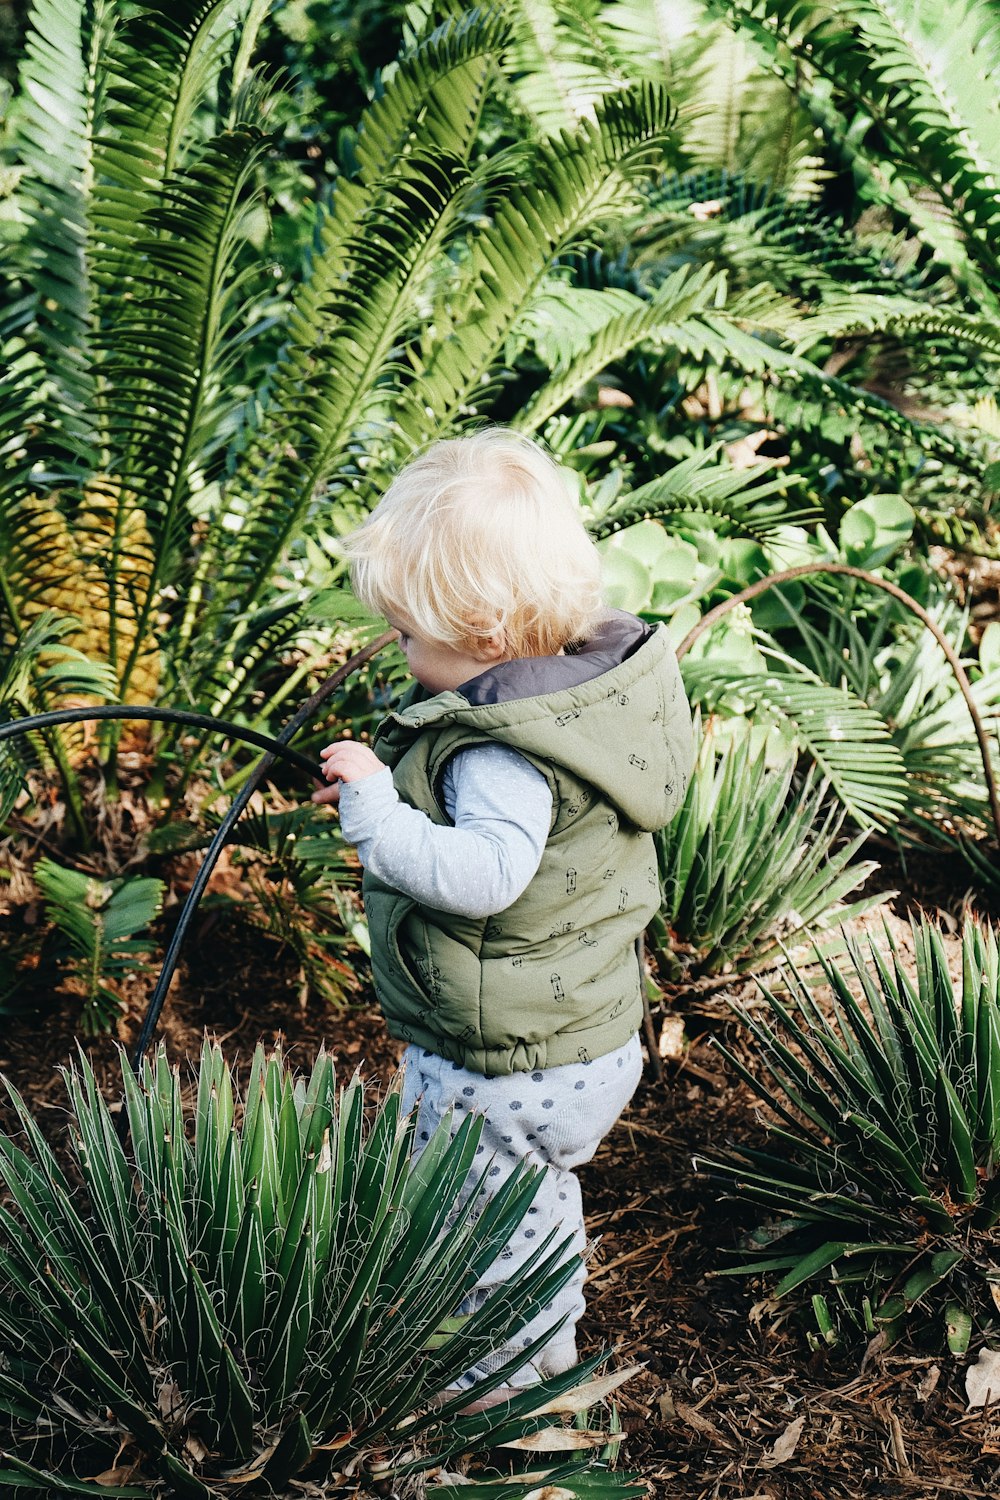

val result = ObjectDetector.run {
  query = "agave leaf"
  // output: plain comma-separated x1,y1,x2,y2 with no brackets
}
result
428,1458,645,1497
773,1242,905,1298
0,1454,149,1496
259,1228,315,1412
158,1450,214,1499
227,1181,267,1351
975,965,1000,1160
259,1412,315,1490
305,1295,371,1435
901,1250,965,1306
213,1337,256,1465
934,1066,978,1204
946,1302,974,1356
0,1042,620,1489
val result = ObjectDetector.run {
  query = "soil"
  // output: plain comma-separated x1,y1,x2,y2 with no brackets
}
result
2,843,999,1500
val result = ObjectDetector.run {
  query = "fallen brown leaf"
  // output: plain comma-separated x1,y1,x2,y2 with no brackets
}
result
966,1347,1000,1410
674,1400,735,1449
500,1426,613,1452
759,1413,805,1469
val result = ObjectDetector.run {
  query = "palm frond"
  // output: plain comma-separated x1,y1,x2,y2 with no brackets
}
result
0,345,43,532
765,584,1000,843
690,317,989,480
709,0,1000,290
599,0,706,88
684,663,909,829
395,83,679,448
590,443,813,542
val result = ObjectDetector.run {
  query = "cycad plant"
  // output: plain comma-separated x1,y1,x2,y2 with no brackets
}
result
2,0,761,800
706,0,1000,545
0,1042,639,1497
699,917,1000,1351
32,857,165,1033
0,0,801,859
651,714,880,979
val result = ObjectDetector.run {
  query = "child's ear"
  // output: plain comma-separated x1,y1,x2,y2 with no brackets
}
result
476,630,507,662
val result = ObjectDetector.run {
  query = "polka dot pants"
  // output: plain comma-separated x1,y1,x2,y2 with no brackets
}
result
399,1035,643,1389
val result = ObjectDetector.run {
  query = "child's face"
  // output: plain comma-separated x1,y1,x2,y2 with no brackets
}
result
388,618,505,694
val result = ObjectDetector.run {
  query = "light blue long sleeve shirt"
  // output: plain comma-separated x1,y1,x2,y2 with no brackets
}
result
337,743,553,918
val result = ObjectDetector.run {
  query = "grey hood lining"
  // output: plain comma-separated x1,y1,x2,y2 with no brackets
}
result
457,609,652,707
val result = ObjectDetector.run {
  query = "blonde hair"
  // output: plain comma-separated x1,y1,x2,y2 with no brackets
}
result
343,429,605,658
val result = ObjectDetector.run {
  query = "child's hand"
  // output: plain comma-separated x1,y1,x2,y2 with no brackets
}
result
311,741,386,806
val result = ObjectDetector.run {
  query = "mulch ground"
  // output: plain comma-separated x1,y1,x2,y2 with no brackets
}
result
2,844,999,1500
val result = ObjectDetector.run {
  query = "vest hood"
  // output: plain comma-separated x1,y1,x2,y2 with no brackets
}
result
382,610,691,832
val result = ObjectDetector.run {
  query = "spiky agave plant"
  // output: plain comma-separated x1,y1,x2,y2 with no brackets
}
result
650,713,881,979
0,1043,640,1497
699,916,1000,1351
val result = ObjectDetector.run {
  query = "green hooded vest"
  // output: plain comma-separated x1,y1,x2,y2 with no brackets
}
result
363,612,692,1075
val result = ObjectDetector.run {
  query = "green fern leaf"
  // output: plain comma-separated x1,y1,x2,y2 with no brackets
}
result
709,0,1000,289
6,0,113,450
34,859,164,1032
685,667,909,827
591,444,813,540
215,149,476,629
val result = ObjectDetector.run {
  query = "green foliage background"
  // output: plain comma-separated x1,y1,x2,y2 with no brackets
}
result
0,1,999,1442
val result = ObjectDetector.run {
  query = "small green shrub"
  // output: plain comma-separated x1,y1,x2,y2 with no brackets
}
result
652,713,880,978
33,858,165,1033
0,1043,637,1497
699,916,1000,1351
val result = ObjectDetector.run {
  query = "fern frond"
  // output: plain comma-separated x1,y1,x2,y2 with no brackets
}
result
634,170,935,297
0,614,117,821
591,445,813,541
215,150,476,630
396,82,679,447
678,317,987,479
685,664,909,828
502,0,632,134
95,126,271,697
599,0,707,87
709,0,1000,288
6,0,113,448
356,6,511,184
34,858,164,1033
0,347,43,535
514,262,723,429
794,295,1000,361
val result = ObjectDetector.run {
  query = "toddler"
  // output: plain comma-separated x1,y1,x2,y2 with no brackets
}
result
312,428,693,1402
